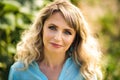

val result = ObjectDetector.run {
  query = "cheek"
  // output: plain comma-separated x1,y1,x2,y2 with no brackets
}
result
43,30,54,41
64,36,75,47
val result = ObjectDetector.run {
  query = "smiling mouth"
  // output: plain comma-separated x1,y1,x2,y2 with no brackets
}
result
50,43,62,48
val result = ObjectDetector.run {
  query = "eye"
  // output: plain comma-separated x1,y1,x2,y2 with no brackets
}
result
64,30,72,35
48,25,56,31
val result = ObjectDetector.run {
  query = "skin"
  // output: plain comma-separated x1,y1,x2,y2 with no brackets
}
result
39,12,76,80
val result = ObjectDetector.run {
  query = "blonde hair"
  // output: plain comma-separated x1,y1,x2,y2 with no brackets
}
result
15,0,102,80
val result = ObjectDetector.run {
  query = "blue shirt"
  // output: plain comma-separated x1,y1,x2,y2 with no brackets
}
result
8,58,85,80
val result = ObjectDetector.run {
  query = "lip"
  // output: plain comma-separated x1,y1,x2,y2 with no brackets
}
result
50,42,62,48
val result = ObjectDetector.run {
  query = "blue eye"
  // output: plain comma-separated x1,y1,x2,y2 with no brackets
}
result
48,25,56,31
64,30,72,35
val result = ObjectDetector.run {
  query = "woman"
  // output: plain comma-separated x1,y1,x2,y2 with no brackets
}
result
8,0,102,80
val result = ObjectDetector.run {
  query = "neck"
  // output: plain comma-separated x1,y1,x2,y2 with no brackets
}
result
41,50,67,68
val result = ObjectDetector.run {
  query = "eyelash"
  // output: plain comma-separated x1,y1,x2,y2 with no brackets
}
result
48,25,72,35
64,30,72,35
48,26,56,31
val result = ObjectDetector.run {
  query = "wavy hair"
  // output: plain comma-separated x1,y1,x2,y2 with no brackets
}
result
15,0,102,80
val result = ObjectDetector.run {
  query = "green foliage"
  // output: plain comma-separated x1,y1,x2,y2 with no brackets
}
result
0,0,39,80
99,11,120,80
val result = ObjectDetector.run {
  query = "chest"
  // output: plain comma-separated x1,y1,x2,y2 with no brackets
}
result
40,66,62,80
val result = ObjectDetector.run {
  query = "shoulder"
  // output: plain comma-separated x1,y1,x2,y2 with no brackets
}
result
11,61,25,69
8,61,22,80
8,61,37,80
70,58,85,80
8,61,26,80
66,57,80,71
62,57,85,80
10,61,38,71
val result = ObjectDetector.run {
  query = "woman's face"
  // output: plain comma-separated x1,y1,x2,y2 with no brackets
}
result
43,12,76,54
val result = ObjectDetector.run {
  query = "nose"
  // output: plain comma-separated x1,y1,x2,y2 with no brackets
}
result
54,32,62,41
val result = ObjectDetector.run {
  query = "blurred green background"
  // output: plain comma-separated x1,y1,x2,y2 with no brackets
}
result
0,0,120,80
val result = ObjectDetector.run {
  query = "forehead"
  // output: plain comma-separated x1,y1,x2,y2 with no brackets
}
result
45,12,74,30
